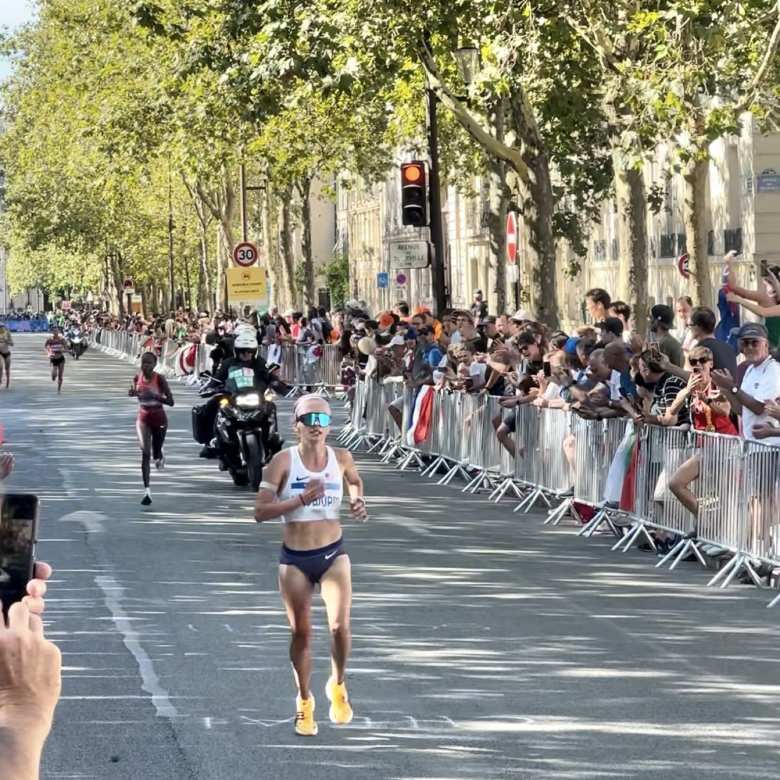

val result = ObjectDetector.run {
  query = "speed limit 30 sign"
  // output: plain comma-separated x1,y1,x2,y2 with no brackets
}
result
233,242,259,267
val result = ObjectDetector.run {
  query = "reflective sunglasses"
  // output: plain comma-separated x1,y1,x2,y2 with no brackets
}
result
688,357,711,366
297,411,332,427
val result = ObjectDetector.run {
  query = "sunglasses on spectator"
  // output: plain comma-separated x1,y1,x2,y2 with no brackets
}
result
688,357,712,366
740,339,763,347
297,412,332,427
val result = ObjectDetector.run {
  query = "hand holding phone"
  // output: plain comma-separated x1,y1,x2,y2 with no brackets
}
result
0,494,39,618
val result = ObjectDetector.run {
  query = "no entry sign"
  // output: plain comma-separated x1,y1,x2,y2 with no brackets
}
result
506,212,518,265
233,242,258,267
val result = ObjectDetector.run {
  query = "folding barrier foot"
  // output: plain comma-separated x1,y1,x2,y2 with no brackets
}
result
544,499,572,526
421,456,448,478
768,592,780,608
399,450,424,471
462,470,493,494
366,436,385,454
437,462,471,486
579,507,619,538
514,487,552,514
668,537,707,571
708,553,762,589
613,521,655,553
490,478,524,503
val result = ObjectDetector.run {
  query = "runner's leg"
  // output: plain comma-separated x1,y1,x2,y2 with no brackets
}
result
320,555,352,684
136,418,152,488
57,360,64,392
151,422,167,462
279,564,315,699
4,354,9,388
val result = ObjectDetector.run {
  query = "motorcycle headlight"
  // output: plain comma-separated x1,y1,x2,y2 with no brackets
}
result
235,393,261,408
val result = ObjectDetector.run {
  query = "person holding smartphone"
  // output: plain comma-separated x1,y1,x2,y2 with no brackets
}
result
129,352,174,506
0,560,60,780
254,394,366,737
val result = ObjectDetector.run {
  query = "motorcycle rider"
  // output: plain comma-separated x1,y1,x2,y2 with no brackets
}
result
199,326,286,459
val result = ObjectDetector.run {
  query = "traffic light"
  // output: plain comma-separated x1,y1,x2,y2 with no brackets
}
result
400,161,428,227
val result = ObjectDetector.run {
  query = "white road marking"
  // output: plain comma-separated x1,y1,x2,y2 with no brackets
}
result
59,510,105,534
95,574,178,719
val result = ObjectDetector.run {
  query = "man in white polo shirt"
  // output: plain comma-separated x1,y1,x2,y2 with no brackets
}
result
713,322,780,445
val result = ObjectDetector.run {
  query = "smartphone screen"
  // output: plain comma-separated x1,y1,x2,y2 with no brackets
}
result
0,494,39,616
543,361,552,378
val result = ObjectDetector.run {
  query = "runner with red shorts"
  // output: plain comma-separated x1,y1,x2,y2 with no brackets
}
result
129,352,174,506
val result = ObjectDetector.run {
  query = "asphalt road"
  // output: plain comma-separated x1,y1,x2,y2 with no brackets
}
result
2,334,779,780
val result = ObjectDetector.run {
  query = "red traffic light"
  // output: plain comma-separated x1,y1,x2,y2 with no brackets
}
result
400,161,428,227
402,162,424,184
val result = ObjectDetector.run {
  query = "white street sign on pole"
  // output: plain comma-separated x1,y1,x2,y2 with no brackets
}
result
389,240,429,270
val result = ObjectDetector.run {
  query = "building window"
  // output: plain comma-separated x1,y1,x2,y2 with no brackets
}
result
724,228,742,254
660,233,686,258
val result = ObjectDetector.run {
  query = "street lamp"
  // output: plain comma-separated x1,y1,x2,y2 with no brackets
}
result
454,45,479,88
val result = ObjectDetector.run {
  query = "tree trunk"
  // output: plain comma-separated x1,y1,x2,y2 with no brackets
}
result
297,176,315,308
508,89,559,328
140,286,148,319
519,154,559,328
279,187,297,309
198,230,212,312
682,157,712,309
613,151,649,335
487,99,509,315
262,184,280,309
215,223,228,312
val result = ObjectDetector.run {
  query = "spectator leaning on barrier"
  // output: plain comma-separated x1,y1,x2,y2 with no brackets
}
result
607,301,632,343
597,316,624,347
664,344,739,518
634,349,690,427
711,322,780,446
649,304,685,368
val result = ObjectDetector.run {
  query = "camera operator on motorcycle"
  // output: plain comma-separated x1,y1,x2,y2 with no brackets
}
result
196,326,288,476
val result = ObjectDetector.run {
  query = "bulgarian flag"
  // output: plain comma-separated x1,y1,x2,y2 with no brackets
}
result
406,385,434,446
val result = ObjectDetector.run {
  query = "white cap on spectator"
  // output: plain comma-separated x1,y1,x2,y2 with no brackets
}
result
389,334,405,347
511,309,532,322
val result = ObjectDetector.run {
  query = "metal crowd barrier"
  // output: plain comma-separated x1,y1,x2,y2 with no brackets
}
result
348,378,780,606
259,343,344,396
89,329,211,384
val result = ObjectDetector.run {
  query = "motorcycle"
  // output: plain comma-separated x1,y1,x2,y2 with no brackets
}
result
68,329,87,359
192,372,283,490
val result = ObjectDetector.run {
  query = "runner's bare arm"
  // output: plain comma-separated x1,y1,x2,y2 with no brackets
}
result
253,451,324,522
159,375,175,406
337,449,367,521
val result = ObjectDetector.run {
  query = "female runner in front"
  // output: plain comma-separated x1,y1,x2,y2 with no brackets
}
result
129,352,174,505
254,394,367,737
44,327,68,393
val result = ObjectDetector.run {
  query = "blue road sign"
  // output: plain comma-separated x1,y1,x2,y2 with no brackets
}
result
377,272,389,289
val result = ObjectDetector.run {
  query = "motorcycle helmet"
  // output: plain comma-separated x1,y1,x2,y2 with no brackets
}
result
234,331,258,351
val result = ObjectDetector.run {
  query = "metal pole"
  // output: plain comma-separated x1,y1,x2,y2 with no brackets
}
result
427,86,447,316
240,162,248,243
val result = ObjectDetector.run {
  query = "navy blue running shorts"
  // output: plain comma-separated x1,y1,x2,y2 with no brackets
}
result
280,537,347,584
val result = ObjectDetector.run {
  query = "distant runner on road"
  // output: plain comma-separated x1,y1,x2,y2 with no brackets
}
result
0,324,13,389
254,394,367,737
129,352,174,506
44,327,68,393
